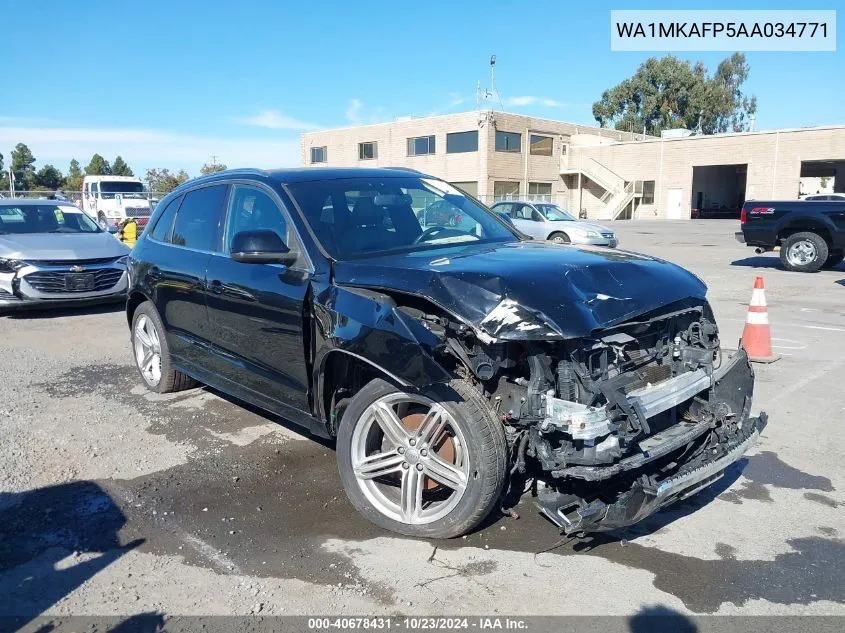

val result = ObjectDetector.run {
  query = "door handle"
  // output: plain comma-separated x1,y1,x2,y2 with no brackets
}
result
148,266,163,280
209,279,223,294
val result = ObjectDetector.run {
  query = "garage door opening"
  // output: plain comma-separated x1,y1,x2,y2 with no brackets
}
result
800,160,845,198
691,164,747,219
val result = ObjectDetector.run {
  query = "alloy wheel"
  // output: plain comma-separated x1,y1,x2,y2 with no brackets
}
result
134,314,162,387
350,392,469,525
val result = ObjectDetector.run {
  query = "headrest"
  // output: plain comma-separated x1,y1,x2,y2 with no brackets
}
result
352,197,383,225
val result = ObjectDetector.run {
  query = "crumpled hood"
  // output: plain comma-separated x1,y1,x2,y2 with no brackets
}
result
0,232,129,260
333,240,707,340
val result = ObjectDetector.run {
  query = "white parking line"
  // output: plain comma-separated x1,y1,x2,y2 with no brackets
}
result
727,318,845,334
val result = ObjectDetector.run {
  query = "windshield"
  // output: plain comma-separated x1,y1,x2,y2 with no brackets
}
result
0,205,102,234
286,176,516,259
98,181,146,199
536,204,576,221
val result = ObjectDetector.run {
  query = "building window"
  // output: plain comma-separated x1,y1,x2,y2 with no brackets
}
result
642,180,655,204
494,181,520,200
358,141,377,160
528,182,552,196
407,135,435,156
310,146,326,163
450,181,478,197
495,131,521,153
529,135,553,156
446,131,478,153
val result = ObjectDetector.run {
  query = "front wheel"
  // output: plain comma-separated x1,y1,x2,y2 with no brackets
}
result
336,378,507,538
548,231,570,244
780,232,829,272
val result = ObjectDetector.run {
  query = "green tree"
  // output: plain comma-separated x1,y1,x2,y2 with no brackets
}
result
200,160,227,176
592,53,757,136
11,143,37,190
112,155,134,176
146,168,190,195
35,164,64,190
85,153,112,175
65,159,84,192
0,152,7,191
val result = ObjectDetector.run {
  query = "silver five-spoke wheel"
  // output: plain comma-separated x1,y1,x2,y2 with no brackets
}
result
350,392,469,525
133,314,162,387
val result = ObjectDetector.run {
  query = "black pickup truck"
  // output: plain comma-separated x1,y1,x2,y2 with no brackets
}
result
736,199,845,272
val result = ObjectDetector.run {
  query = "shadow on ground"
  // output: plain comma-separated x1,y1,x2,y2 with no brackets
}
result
730,256,784,270
2,301,125,320
0,481,142,626
629,605,697,633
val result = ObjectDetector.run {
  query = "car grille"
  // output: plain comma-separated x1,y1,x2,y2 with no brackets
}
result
125,207,151,217
23,268,124,294
0,287,13,298
25,257,119,267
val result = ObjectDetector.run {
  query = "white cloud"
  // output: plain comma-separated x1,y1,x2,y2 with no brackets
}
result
506,96,538,106
0,125,302,174
343,99,391,126
449,93,466,107
504,96,574,108
235,109,319,130
345,98,363,125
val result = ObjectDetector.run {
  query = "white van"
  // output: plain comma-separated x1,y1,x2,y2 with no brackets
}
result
82,175,152,229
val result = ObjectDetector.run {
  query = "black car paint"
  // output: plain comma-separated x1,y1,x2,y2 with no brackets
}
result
129,167,707,437
738,199,845,249
332,241,706,340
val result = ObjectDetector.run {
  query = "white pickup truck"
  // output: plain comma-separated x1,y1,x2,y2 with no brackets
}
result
82,175,152,229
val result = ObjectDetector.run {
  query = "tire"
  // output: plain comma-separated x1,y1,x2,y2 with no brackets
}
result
336,378,507,538
822,250,844,270
779,232,829,272
549,232,570,244
130,301,197,393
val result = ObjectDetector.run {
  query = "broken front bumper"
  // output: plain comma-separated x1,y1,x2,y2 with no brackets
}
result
537,348,766,533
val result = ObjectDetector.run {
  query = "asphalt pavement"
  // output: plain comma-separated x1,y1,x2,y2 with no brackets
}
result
1,219,843,623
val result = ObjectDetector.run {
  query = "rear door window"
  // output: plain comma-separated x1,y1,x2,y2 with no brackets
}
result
149,195,182,242
170,185,229,251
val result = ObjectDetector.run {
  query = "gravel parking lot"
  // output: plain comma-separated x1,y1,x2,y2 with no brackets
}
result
2,220,844,621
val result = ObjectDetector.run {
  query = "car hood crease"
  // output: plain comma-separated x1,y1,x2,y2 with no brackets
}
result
332,241,707,339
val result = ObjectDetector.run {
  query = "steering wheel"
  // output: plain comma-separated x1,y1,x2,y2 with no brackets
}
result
414,225,450,244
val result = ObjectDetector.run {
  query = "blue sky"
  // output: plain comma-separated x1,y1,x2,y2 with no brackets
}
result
1,0,842,176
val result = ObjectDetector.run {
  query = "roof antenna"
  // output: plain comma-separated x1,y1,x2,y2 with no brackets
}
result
490,54,504,111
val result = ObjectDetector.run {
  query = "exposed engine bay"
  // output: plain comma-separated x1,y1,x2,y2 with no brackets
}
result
397,296,766,533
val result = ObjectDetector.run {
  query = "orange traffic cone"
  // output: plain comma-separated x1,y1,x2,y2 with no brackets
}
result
741,276,780,363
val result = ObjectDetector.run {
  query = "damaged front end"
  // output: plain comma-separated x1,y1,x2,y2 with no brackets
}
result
451,298,765,533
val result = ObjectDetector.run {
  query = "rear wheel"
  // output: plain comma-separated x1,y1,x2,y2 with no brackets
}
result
131,301,197,393
780,232,828,272
336,378,507,538
823,250,844,269
549,232,570,244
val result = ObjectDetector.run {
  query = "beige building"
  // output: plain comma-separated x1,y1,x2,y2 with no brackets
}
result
300,111,845,221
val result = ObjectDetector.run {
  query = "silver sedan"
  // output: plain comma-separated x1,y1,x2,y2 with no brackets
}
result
0,199,130,309
490,201,618,247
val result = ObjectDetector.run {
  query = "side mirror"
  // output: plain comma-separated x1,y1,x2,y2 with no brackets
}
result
230,229,297,265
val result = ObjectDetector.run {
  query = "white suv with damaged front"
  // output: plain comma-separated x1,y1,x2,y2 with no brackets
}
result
0,199,130,310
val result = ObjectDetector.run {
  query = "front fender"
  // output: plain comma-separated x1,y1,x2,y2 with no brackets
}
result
311,284,452,409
